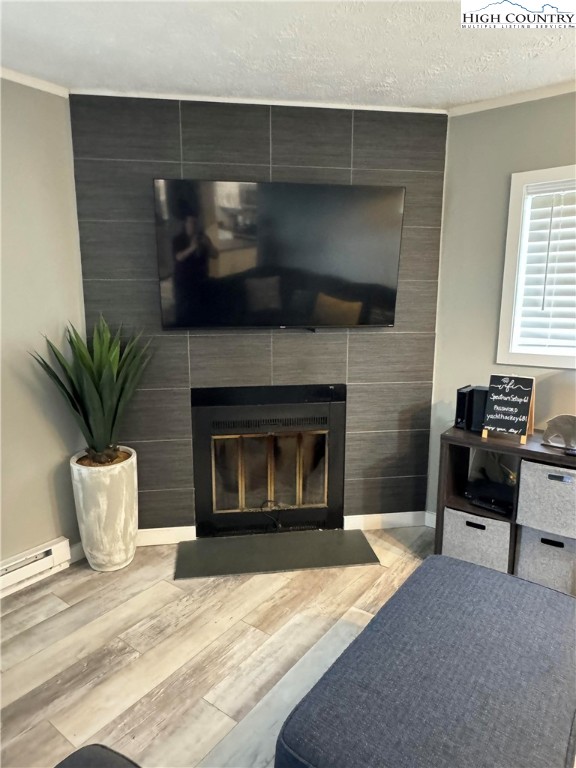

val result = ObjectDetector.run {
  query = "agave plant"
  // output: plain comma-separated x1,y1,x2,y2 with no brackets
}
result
33,317,151,464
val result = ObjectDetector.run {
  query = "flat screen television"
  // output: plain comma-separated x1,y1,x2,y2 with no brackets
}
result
153,179,405,329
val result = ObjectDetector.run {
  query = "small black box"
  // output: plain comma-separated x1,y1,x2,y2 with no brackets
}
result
455,385,472,429
455,385,489,433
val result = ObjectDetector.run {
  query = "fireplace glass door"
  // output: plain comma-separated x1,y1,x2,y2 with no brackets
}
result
212,432,328,514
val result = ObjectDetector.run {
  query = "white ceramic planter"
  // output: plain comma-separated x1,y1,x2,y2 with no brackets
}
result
70,446,138,571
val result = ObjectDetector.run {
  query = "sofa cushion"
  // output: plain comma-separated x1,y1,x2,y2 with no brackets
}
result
275,555,576,768
54,744,140,768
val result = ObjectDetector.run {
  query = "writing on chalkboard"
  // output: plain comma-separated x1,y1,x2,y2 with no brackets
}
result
482,375,535,443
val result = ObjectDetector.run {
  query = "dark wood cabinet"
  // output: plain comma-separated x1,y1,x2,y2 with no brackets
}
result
435,427,576,575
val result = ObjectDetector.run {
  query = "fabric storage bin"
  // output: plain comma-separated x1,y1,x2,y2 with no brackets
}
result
515,525,576,596
441,507,511,573
517,460,576,539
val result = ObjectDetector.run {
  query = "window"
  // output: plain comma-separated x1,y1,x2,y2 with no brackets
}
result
498,165,576,369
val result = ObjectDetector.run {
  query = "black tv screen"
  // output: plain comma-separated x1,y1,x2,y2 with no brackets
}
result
153,179,405,328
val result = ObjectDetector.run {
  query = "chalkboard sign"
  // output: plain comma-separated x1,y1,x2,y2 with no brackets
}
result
482,375,535,443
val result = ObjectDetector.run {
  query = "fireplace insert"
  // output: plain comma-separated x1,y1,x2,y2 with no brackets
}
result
191,384,346,537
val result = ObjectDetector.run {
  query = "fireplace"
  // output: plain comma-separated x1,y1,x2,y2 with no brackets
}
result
191,385,346,537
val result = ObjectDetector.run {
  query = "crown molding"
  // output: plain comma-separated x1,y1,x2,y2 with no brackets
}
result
1,68,69,98
2,67,573,117
448,81,576,117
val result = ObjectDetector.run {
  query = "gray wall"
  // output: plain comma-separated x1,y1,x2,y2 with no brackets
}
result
428,93,576,512
1,80,84,559
69,97,446,528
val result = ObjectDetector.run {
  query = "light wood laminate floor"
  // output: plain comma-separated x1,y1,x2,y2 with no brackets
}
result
0,526,434,768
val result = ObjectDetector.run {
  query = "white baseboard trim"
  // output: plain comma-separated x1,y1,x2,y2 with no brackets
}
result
0,563,70,598
64,516,433,561
137,526,197,546
69,541,86,564
0,537,71,597
67,526,198,562
424,512,437,528
344,511,427,530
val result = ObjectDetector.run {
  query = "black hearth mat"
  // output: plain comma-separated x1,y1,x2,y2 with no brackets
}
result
174,529,379,579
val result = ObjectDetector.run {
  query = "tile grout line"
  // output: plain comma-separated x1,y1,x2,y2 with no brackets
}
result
76,157,180,164
238,617,272,638
119,635,145,655
178,100,184,179
269,106,273,181
128,438,192,443
200,695,239,724
347,380,433,385
139,487,195,493
346,428,430,434
270,330,274,385
74,157,442,175
45,719,77,750
54,593,72,609
345,330,350,383
161,577,190,596
83,278,158,282
78,219,151,224
187,331,192,390
350,110,355,184
345,474,428,481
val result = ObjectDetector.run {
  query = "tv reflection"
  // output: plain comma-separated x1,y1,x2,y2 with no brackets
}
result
158,179,400,328
172,206,218,326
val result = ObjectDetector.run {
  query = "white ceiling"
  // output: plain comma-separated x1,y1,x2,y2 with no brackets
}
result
1,1,574,110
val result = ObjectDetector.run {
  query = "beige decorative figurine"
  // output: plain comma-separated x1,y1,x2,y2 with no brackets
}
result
542,414,576,449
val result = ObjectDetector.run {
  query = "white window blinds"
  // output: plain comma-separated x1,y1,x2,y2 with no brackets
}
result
511,178,576,357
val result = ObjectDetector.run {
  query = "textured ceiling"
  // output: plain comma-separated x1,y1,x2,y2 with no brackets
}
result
1,1,574,110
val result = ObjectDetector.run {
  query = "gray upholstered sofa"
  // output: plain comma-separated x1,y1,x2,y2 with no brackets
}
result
275,555,576,768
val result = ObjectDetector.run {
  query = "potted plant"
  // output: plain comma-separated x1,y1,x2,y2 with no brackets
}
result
33,317,150,571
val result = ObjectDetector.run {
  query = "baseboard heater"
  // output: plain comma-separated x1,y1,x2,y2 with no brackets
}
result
0,537,71,597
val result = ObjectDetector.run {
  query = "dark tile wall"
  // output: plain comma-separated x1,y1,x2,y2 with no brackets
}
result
70,97,446,528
